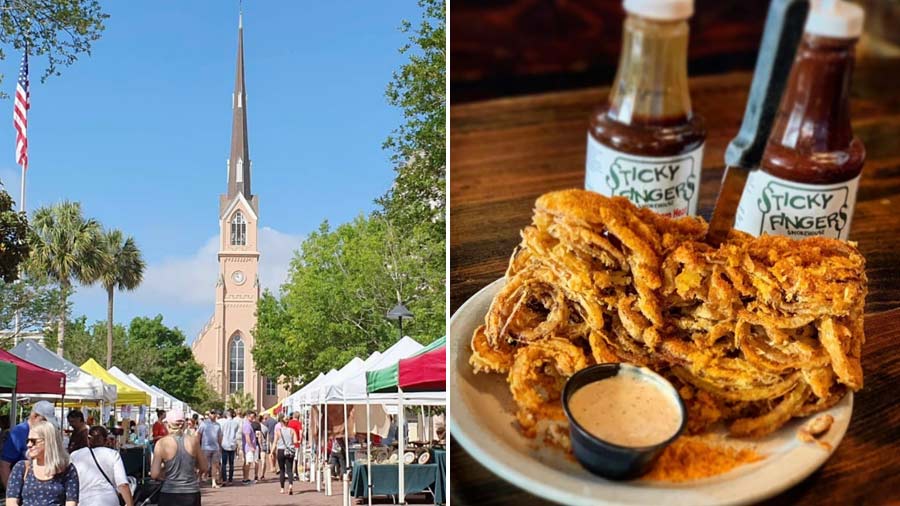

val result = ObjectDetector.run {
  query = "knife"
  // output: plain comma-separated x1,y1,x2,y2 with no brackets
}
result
706,0,810,246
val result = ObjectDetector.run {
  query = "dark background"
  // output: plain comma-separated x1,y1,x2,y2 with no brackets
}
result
450,0,900,103
451,0,769,102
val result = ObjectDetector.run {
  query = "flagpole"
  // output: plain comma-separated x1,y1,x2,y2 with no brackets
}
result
13,44,28,346
19,164,25,213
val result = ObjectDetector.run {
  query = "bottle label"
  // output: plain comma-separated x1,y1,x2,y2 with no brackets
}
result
585,134,703,217
734,170,859,240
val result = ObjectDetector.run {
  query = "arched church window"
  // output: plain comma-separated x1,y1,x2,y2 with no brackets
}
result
229,334,245,394
231,211,246,246
236,158,244,183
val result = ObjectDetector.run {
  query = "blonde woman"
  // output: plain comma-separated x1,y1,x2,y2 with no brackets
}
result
5,421,79,506
150,407,206,506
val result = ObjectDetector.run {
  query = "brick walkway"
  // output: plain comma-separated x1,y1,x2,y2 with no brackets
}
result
197,475,436,505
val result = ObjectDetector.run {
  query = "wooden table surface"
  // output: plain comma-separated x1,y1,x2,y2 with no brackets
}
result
449,58,900,505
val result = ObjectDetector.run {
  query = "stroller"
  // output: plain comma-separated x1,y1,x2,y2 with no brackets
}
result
132,479,163,506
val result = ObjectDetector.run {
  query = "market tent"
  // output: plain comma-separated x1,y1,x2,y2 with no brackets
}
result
316,357,365,404
81,359,151,406
127,374,172,409
367,337,442,394
261,401,283,417
327,351,384,403
0,361,15,392
285,372,326,411
0,350,65,395
398,337,445,392
107,366,164,409
10,341,115,402
296,370,336,406
322,354,388,403
363,337,424,396
152,385,187,413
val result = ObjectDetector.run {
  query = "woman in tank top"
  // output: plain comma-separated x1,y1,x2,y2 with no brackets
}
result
150,407,207,506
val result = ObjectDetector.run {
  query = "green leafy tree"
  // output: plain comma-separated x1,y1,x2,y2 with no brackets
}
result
253,1,446,387
43,317,158,382
192,379,224,414
0,275,64,344
0,1,108,95
226,392,254,413
378,0,446,232
0,183,29,283
27,201,104,356
127,315,204,404
98,229,145,368
249,290,296,386
253,216,443,385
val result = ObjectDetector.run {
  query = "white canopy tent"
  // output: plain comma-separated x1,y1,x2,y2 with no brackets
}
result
131,377,173,410
108,367,165,410
341,338,424,405
152,384,188,413
294,369,337,409
285,372,325,412
9,340,116,403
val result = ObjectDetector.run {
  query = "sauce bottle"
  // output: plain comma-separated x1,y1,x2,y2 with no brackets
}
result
734,0,865,240
585,0,705,217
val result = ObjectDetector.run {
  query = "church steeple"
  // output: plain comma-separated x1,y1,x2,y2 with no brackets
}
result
227,9,251,201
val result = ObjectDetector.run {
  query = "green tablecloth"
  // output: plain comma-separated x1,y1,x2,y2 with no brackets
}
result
433,449,446,504
350,462,438,499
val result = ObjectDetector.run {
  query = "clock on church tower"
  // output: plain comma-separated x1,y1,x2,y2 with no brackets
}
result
191,10,284,410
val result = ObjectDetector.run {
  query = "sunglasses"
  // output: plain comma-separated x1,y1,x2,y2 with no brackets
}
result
26,438,44,446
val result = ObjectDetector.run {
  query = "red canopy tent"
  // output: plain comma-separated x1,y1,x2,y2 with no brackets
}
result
397,337,445,392
0,349,66,395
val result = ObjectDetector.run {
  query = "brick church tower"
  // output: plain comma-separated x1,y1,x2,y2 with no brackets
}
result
192,12,287,409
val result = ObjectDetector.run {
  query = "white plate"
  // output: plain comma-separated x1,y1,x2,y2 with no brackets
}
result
449,278,852,506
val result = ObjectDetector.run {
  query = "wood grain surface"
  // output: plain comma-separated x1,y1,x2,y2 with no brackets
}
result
449,58,900,505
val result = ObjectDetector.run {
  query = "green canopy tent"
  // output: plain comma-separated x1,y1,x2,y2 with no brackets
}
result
0,361,16,392
364,337,446,506
366,337,445,394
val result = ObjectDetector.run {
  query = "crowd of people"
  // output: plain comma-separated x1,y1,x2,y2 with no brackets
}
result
0,401,135,506
152,407,305,495
0,403,306,505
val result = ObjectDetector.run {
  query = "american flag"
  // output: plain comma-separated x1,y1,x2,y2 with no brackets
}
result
14,51,29,170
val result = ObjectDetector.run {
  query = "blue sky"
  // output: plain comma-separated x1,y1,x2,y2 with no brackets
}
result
0,1,422,343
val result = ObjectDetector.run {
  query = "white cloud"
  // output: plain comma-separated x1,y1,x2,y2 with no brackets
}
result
136,236,221,306
70,226,304,340
133,227,304,307
257,226,303,295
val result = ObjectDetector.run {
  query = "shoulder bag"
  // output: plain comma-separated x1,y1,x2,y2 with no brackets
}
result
280,428,296,458
88,446,127,506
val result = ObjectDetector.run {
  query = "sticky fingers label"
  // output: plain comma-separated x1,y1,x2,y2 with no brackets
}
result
585,134,702,217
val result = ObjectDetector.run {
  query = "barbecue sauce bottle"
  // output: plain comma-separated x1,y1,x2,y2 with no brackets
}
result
734,0,865,240
585,0,705,217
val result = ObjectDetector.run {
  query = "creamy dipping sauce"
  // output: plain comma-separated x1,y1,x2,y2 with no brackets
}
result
568,372,682,447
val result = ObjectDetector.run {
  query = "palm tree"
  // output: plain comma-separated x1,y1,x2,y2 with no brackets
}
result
27,201,105,357
99,229,145,368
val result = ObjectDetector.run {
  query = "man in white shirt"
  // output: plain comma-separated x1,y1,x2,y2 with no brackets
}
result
220,409,241,486
70,426,135,506
198,410,223,488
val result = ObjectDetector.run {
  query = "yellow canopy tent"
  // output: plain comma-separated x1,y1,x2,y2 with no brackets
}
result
80,359,151,406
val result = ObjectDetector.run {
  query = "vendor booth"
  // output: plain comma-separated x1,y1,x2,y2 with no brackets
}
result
10,341,116,404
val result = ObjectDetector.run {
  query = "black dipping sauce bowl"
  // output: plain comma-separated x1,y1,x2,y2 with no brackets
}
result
562,363,687,480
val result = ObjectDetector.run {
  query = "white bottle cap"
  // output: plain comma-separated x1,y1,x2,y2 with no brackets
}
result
623,0,694,21
805,0,865,39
